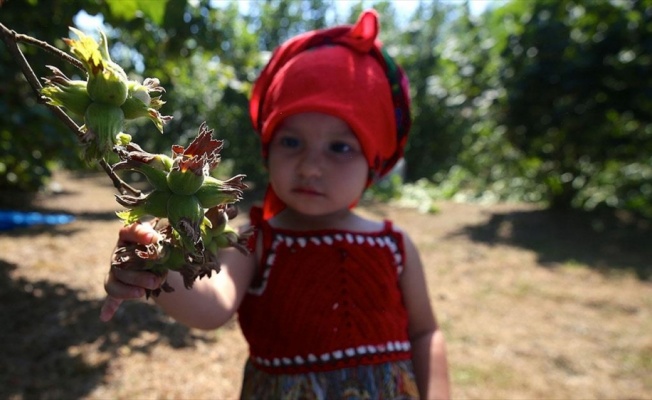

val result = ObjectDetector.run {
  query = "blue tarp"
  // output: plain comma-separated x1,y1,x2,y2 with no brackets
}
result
0,210,75,231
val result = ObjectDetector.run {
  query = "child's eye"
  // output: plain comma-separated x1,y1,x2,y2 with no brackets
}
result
279,136,300,148
330,142,355,154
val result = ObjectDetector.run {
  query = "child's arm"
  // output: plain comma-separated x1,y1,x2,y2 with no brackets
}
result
151,245,255,329
101,222,256,330
399,230,451,400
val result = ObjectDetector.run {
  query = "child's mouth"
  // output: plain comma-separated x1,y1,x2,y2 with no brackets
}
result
293,187,323,196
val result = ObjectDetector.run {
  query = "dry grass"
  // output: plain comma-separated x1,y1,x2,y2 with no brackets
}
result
0,171,650,399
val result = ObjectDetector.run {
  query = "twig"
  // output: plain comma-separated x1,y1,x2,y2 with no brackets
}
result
99,159,141,196
0,22,140,196
0,22,85,72
0,23,85,141
0,23,48,101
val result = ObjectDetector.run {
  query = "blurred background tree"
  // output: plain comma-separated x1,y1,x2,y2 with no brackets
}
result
493,0,652,215
1,0,650,219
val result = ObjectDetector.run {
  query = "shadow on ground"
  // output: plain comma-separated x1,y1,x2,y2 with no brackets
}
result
454,208,652,280
0,260,215,399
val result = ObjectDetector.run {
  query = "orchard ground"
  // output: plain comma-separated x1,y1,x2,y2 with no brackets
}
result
0,171,650,399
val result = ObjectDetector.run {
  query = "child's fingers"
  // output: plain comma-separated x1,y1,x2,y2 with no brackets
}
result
103,222,164,322
117,222,160,246
106,268,161,295
100,296,123,322
101,269,162,322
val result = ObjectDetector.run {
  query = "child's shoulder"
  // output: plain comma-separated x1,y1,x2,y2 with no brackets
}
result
339,213,413,241
352,213,420,254
351,211,413,235
347,212,386,233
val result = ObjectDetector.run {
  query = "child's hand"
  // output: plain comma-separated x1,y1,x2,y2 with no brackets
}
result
100,222,164,322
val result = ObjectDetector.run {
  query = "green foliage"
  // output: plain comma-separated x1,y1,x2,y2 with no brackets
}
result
105,0,168,25
365,172,403,203
492,0,652,215
390,2,466,181
403,0,652,219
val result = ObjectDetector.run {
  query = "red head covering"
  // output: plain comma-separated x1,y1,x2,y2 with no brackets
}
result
250,9,411,219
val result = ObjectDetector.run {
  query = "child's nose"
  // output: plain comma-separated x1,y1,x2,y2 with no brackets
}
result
297,149,323,178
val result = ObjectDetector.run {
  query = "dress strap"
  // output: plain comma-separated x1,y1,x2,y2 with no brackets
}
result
248,206,275,286
383,219,406,276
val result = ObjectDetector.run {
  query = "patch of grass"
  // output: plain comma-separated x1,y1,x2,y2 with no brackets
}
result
622,346,652,376
511,281,536,298
561,258,586,269
618,345,652,392
452,362,516,388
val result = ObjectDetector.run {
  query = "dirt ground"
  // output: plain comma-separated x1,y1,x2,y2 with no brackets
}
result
0,170,650,400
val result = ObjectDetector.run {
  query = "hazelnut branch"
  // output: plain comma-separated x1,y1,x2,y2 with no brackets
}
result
0,22,140,196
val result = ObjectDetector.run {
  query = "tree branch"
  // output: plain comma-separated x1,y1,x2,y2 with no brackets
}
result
99,160,141,196
0,23,48,100
0,22,85,72
0,22,140,196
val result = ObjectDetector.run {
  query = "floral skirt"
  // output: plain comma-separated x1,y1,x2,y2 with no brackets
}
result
239,359,419,400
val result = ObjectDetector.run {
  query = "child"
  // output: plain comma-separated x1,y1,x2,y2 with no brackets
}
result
102,9,450,399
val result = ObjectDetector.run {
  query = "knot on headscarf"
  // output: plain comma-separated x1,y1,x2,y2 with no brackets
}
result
249,9,411,219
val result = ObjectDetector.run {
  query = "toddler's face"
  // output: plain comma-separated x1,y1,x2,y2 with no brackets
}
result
267,112,369,217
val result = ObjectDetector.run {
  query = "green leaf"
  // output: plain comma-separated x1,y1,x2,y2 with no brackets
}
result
136,0,168,25
105,0,168,25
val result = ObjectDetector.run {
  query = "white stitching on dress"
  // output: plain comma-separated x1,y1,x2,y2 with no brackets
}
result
252,340,412,369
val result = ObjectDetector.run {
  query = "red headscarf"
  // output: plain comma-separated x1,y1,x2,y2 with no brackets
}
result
250,9,411,219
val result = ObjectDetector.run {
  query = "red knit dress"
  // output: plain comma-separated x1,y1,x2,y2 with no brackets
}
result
237,208,418,398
